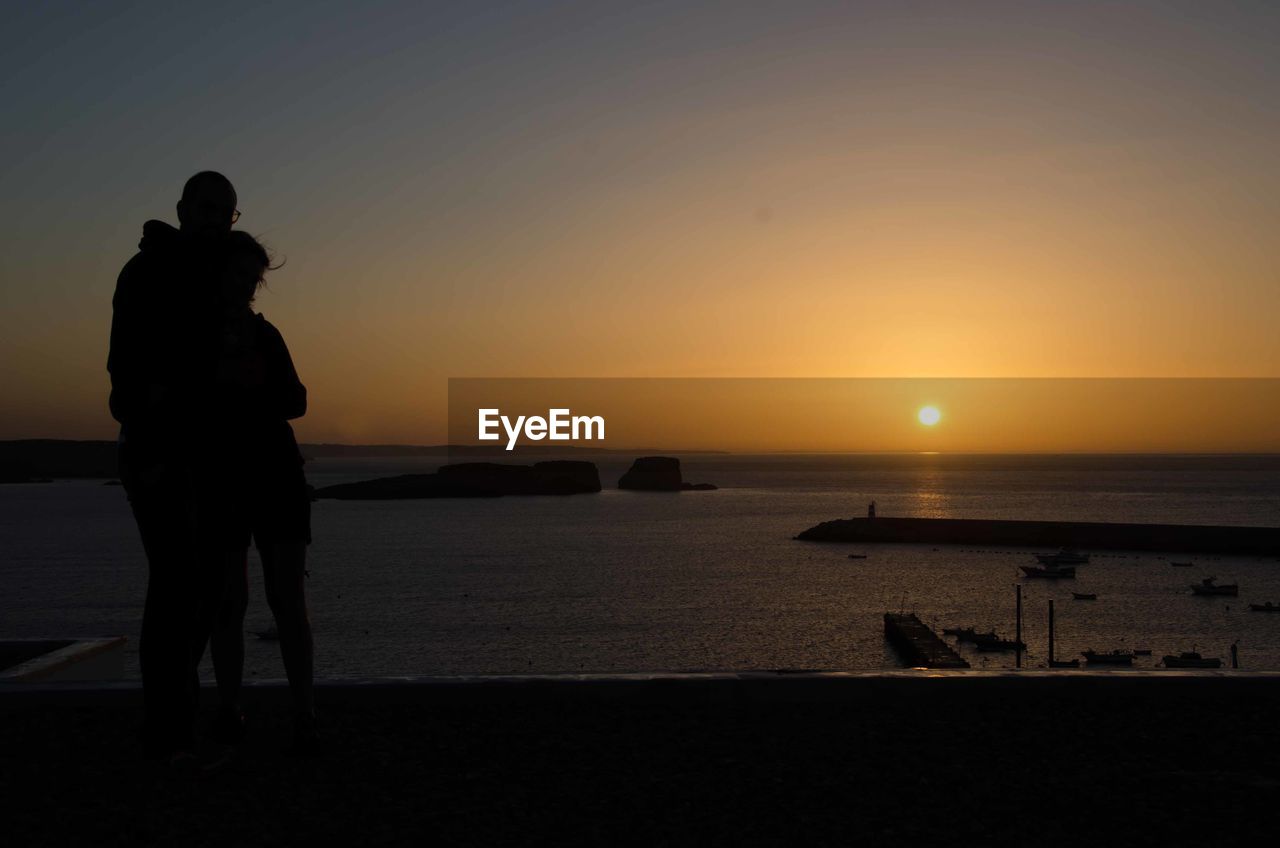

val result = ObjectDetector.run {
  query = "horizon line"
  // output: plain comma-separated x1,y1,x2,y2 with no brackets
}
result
6,438,1280,457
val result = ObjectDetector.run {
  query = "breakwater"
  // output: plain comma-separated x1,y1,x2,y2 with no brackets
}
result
883,613,970,669
796,516,1280,555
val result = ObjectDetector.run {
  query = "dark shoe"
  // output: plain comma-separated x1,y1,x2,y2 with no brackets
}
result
209,706,247,745
284,710,321,757
164,749,201,773
142,736,172,761
142,725,198,762
160,746,232,777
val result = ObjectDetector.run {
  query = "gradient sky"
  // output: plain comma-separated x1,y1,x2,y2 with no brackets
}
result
448,378,1280,453
3,1,1280,445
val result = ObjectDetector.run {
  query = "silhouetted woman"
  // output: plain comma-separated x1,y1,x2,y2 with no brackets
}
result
204,231,317,753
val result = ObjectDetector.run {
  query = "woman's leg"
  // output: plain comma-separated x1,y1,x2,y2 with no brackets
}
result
261,541,314,719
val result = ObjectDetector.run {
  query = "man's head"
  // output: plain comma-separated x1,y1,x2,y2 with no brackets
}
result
176,171,238,240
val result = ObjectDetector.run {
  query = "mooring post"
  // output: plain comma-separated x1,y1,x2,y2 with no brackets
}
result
1048,598,1055,665
1231,640,1239,669
1015,583,1023,669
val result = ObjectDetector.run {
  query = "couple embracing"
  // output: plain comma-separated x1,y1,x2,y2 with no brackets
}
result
108,171,317,763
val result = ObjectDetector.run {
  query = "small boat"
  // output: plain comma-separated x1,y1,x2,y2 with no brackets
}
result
1072,592,1097,600
973,635,1027,652
847,554,868,560
957,629,1000,644
1249,602,1280,612
1082,649,1135,666
1049,659,1081,668
1169,561,1194,568
1036,548,1090,565
942,626,977,639
1021,564,1076,579
1190,577,1238,597
1162,651,1222,669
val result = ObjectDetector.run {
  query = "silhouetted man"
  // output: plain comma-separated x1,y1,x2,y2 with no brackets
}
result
109,171,239,761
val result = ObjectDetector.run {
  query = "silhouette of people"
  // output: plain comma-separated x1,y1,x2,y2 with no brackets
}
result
868,500,876,519
109,171,242,762
109,172,316,762
203,231,317,753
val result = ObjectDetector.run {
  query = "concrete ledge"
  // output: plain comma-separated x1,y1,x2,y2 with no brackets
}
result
0,636,127,682
3,668,1278,707
6,667,1280,843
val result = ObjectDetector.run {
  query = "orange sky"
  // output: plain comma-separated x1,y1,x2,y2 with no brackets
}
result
448,379,1280,454
3,3,1280,448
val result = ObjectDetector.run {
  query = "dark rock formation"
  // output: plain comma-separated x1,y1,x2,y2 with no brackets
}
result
0,440,119,481
437,461,602,495
617,456,717,491
312,474,499,500
313,461,601,500
618,457,682,490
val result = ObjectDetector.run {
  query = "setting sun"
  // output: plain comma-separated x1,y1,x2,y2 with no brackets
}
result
918,406,941,426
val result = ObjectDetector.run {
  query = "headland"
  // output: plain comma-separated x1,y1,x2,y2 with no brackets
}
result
797,516,1280,555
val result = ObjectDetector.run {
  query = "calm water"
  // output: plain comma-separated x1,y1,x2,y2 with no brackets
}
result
3,454,1280,678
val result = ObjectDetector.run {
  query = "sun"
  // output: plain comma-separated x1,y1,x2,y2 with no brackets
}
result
917,405,941,426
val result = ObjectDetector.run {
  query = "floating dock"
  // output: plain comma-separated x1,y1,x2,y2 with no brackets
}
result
798,517,1280,555
883,613,970,669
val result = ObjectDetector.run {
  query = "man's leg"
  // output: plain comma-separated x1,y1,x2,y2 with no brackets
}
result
207,548,250,741
209,550,249,707
127,458,201,758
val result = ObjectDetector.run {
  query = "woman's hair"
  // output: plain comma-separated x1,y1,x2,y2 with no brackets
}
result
224,230,285,304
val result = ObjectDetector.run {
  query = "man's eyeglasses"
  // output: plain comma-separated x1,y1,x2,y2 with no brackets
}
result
231,210,241,224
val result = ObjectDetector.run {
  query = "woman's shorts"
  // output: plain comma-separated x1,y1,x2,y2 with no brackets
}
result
208,464,311,550
248,467,312,548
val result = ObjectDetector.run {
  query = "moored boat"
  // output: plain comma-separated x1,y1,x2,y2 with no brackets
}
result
1036,548,1090,565
945,628,1000,644
1162,651,1222,669
1021,564,1076,579
973,634,1027,652
1170,561,1193,567
1072,592,1097,600
1190,577,1238,597
965,630,1000,643
1249,601,1280,612
1082,649,1134,665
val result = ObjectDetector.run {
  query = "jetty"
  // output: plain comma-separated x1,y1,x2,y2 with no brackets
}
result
798,517,1280,555
883,613,970,669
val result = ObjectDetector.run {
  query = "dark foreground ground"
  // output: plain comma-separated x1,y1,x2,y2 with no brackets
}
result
3,673,1279,846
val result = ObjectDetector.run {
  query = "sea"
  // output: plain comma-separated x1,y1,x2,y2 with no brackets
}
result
4,453,1280,678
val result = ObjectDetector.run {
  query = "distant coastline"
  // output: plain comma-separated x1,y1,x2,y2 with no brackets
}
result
0,440,728,482
302,443,730,458
797,515,1280,554
3,439,1280,483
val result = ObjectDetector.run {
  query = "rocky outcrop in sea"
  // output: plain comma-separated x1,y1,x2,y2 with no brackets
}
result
617,456,717,491
313,461,602,499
